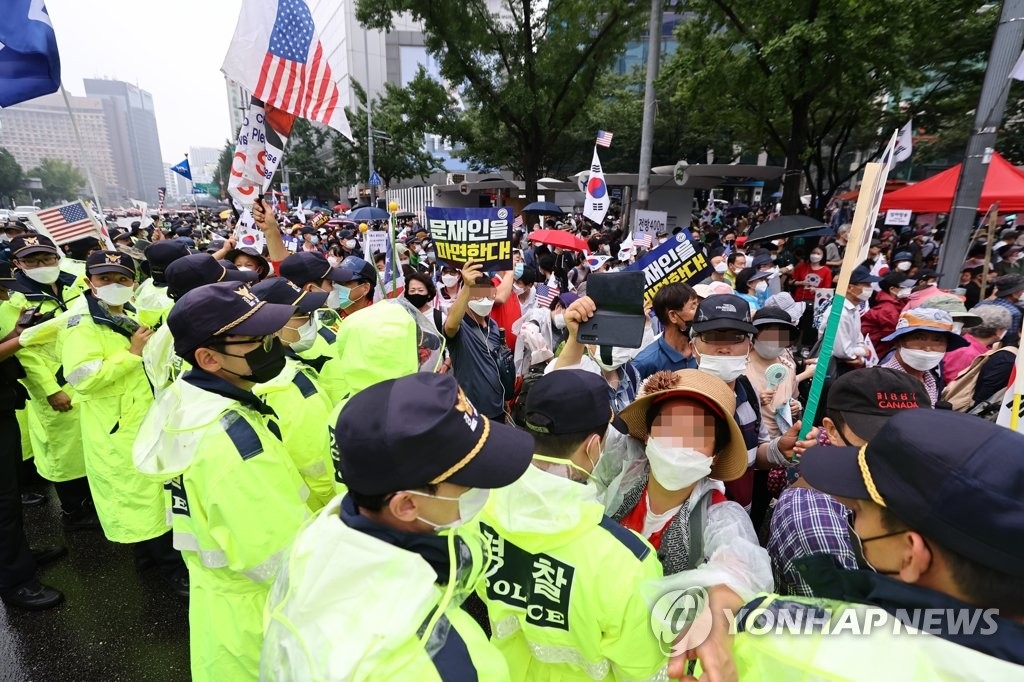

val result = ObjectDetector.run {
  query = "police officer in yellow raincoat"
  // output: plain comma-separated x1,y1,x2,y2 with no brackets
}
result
60,251,187,597
5,234,93,528
133,281,308,682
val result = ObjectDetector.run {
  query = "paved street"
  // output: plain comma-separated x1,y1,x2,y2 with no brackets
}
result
0,478,190,681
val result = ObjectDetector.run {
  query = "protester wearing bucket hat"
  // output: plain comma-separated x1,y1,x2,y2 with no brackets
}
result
225,246,271,281
476,369,667,680
881,307,969,405
261,372,530,680
134,279,309,681
748,307,811,439
610,366,771,609
737,409,1024,679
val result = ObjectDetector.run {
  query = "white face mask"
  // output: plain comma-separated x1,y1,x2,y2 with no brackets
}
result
407,488,490,531
856,287,874,301
513,284,526,296
754,280,768,293
94,283,135,306
23,265,61,284
591,346,638,371
286,317,318,353
236,266,253,272
895,287,912,299
809,253,822,263
714,262,728,274
467,297,495,316
441,274,459,288
899,347,945,371
645,438,713,491
896,261,912,272
327,256,341,268
344,239,357,250
697,352,748,382
553,313,566,330
753,340,785,360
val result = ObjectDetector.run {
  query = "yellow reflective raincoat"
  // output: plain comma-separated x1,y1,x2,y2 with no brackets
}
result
59,295,165,542
134,369,309,682
132,277,173,329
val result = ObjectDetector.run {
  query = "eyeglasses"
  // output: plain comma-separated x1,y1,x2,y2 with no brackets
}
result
18,255,58,267
208,334,275,352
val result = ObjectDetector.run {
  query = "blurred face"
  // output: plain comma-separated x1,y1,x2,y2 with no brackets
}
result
756,325,794,347
693,330,751,358
649,400,717,457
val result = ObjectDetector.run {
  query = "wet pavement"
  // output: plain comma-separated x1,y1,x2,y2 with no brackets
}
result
1,479,190,681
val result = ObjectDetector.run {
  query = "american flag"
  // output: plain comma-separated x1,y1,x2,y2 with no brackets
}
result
252,0,340,126
535,282,561,309
513,214,524,229
634,233,653,250
157,187,166,211
596,130,613,148
382,234,405,298
33,201,98,245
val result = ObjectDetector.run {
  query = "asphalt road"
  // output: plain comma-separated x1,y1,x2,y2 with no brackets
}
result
0,480,190,681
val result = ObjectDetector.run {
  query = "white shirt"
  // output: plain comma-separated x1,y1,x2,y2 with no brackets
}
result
829,298,865,361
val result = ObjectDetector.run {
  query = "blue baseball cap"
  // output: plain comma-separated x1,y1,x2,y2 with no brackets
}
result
801,409,1024,577
168,281,295,357
337,373,534,495
250,276,328,313
165,253,257,301
849,265,881,284
280,252,356,288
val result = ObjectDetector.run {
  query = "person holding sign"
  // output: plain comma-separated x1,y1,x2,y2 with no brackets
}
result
827,265,881,376
443,259,510,422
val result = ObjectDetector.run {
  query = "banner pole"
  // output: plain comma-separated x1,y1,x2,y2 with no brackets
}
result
979,203,999,302
60,85,104,216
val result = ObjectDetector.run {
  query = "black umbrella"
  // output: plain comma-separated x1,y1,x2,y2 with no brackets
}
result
747,215,827,242
522,201,565,216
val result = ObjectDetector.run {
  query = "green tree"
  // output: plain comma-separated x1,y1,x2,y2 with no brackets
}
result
211,140,234,199
663,0,994,216
332,69,460,191
285,119,339,199
30,158,85,204
357,0,648,201
0,148,23,206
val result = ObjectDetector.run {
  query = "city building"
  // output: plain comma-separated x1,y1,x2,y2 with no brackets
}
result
84,78,165,204
0,91,120,202
225,77,250,139
188,146,221,184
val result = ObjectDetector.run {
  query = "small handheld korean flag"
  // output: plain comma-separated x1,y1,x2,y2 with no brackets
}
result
583,146,609,225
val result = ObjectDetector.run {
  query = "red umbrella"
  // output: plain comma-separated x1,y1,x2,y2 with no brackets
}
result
528,229,589,253
333,203,350,212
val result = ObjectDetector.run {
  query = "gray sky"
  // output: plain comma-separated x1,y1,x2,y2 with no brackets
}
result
47,0,243,162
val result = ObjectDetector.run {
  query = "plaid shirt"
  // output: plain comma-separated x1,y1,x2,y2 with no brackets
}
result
881,354,938,405
767,486,857,597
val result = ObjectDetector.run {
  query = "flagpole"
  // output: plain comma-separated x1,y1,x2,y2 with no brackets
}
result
59,85,104,215
186,153,200,217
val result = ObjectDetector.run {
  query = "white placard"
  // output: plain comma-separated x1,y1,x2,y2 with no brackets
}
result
884,209,912,226
634,209,668,237
363,230,388,257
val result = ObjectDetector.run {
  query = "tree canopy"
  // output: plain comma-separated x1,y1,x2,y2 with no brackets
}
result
662,0,995,216
0,148,24,205
356,0,648,201
30,158,85,205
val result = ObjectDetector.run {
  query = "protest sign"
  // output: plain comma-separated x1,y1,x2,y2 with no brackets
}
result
363,230,388,257
801,130,899,439
426,206,513,270
633,209,667,238
884,209,912,226
626,229,710,306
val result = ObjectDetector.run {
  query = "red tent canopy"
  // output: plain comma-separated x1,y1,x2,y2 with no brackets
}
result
879,152,1024,213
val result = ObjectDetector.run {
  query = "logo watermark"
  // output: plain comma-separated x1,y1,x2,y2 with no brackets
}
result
651,587,1000,652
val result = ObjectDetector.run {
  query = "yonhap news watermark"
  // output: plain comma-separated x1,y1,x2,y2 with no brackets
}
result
650,587,1001,654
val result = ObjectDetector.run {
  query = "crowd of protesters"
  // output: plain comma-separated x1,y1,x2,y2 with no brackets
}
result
0,193,1022,681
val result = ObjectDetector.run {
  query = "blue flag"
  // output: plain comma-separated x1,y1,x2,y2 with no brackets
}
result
0,1,61,108
171,158,192,181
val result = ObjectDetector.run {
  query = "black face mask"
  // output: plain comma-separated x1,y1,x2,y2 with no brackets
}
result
405,292,432,309
218,337,287,384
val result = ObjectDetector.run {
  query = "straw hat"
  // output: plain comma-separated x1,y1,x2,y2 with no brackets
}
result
619,369,749,482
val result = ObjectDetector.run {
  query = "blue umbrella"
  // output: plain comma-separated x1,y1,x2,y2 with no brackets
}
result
522,201,564,216
725,203,751,215
347,206,390,221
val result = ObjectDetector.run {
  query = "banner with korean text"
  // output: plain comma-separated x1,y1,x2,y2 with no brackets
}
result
626,229,710,306
426,206,513,271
